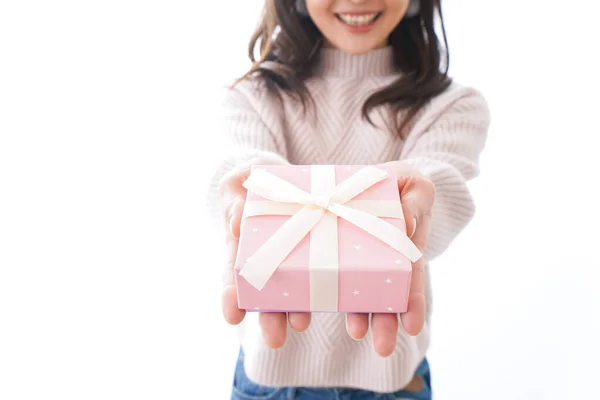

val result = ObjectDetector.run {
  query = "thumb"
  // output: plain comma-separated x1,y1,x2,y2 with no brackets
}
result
397,175,434,252
219,167,252,238
228,197,245,239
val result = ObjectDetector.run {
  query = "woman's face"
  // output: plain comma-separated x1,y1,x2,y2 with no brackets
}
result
305,0,410,54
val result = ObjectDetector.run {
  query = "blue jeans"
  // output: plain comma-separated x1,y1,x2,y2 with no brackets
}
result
231,349,432,400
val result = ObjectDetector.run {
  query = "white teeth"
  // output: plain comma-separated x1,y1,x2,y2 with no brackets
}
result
337,13,378,26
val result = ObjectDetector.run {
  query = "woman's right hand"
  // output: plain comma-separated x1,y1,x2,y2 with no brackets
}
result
219,166,311,349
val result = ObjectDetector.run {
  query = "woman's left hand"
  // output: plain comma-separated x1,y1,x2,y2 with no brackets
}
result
345,160,434,357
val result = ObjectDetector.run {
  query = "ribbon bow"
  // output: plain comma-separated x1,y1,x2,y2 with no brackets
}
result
238,166,423,300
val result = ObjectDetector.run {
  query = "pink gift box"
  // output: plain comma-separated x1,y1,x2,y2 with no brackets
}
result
234,164,416,314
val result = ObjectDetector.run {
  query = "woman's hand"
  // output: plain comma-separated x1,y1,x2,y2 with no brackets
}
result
220,161,434,356
220,166,311,349
344,161,434,356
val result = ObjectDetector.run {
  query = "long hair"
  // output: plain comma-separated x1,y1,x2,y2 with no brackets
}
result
237,0,452,133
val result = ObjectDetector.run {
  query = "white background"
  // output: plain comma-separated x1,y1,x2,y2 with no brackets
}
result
1,1,599,399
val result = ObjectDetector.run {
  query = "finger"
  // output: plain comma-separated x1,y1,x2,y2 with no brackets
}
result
218,166,252,201
222,284,246,325
288,312,311,332
371,313,398,357
346,313,369,340
400,213,431,335
400,281,426,336
397,178,434,239
228,198,244,239
259,312,287,349
220,168,252,238
394,172,433,336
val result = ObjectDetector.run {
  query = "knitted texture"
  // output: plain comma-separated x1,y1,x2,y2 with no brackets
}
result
206,46,490,392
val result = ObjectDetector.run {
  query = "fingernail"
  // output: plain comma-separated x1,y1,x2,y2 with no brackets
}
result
410,217,417,238
346,316,362,341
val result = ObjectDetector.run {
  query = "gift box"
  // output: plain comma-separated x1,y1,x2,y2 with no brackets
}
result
234,164,422,314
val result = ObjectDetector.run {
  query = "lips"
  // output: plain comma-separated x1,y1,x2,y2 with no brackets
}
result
336,12,382,26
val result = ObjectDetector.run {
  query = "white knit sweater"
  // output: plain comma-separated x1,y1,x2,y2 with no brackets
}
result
207,46,490,393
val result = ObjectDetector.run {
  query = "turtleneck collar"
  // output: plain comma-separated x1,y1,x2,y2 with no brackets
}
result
313,46,398,78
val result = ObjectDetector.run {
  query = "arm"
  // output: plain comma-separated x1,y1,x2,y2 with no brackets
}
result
206,84,289,222
399,86,491,261
206,84,289,286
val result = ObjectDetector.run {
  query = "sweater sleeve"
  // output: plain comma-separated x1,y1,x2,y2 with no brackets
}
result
399,86,491,262
206,83,289,225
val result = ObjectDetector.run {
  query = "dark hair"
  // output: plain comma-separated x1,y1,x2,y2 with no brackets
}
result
237,0,452,134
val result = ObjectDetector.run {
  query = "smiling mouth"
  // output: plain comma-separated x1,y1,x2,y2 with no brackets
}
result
335,12,382,26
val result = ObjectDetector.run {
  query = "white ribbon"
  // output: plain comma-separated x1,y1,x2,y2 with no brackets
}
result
239,165,422,311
